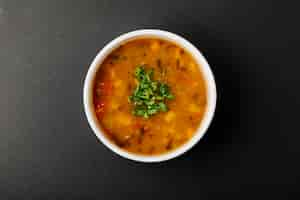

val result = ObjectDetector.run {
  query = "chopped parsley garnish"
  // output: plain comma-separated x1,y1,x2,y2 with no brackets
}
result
129,66,174,118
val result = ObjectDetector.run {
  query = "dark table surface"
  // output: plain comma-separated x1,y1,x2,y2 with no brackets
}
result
1,0,300,199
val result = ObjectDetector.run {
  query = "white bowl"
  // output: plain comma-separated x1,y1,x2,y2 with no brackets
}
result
83,29,217,163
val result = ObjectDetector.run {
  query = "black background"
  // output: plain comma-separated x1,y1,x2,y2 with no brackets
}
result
1,0,299,199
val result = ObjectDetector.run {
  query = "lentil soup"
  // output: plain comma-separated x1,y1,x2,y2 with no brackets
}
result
93,38,207,155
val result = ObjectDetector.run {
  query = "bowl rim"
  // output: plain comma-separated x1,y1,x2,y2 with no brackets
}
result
83,29,217,163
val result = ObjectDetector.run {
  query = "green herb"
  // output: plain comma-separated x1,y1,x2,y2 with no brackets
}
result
129,66,174,118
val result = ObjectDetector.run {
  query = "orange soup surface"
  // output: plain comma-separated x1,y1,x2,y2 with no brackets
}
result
93,39,207,155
